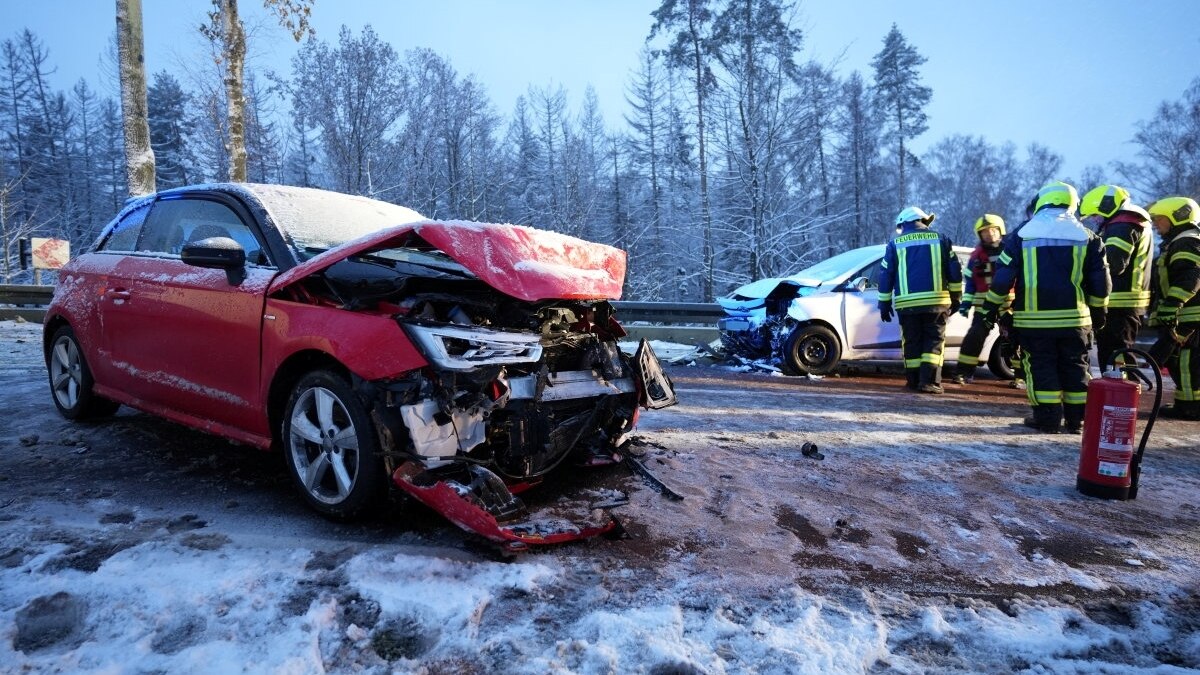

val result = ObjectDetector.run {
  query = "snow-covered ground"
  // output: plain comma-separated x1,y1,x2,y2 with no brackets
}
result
2,318,1199,673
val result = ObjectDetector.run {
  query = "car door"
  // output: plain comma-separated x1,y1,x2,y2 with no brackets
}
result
101,194,275,434
841,258,901,355
59,201,153,390
943,249,973,353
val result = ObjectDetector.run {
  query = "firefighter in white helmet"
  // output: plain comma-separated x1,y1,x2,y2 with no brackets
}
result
877,206,963,394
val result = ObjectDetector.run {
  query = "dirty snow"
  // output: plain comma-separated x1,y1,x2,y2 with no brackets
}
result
2,319,1199,673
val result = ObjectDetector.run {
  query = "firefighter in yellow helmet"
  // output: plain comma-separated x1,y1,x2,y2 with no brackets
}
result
1079,185,1153,371
950,214,1011,384
877,206,963,393
1148,196,1200,420
980,181,1111,433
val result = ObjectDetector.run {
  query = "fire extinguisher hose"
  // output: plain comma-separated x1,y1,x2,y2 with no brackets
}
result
1109,349,1162,500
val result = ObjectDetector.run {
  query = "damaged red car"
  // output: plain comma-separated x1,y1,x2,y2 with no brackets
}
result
43,184,676,547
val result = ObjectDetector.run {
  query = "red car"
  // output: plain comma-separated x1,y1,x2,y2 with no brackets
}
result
44,184,676,547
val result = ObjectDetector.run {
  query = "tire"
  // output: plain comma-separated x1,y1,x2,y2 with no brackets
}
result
282,370,387,521
783,325,842,376
46,325,120,420
987,340,1016,380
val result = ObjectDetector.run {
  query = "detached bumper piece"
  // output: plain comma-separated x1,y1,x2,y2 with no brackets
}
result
392,463,620,550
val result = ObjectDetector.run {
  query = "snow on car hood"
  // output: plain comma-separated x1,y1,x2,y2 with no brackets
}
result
269,220,627,302
717,275,825,310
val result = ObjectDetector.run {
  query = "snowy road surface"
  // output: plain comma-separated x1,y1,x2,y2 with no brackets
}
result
1,318,1199,673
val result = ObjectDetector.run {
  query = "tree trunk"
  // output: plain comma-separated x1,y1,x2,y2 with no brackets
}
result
688,4,713,302
115,0,155,196
221,0,248,182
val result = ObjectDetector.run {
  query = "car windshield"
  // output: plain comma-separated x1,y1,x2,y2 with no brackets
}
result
247,184,425,260
790,246,882,284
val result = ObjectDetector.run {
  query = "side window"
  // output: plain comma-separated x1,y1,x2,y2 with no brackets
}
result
856,260,882,290
98,203,151,252
137,198,269,265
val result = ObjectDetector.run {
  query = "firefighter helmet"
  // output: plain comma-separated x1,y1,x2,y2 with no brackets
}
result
973,214,1006,236
1148,196,1200,227
895,206,935,227
1080,185,1131,219
1033,181,1079,212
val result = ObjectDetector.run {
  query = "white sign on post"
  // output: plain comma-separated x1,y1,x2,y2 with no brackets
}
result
31,238,70,270
30,237,69,285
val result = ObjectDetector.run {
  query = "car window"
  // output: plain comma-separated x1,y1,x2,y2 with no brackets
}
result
137,198,270,265
98,203,151,252
855,260,882,289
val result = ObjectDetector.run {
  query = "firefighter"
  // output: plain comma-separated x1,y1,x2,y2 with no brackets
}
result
981,181,1110,434
1148,196,1200,420
877,206,963,394
951,214,1010,384
1079,185,1153,371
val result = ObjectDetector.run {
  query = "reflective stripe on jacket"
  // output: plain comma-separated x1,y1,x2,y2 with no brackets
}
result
1155,225,1200,325
877,225,963,310
984,208,1110,329
1100,211,1153,309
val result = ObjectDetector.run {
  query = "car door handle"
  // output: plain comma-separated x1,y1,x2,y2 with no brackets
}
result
107,289,131,302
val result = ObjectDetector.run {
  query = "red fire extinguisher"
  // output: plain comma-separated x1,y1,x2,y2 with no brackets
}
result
1077,349,1162,500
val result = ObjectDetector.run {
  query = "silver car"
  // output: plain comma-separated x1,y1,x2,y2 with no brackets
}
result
717,245,1013,378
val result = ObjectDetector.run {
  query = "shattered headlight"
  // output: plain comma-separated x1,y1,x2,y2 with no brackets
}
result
402,322,543,371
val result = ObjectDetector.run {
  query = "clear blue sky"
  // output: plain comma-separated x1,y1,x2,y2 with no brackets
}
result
9,1,1200,181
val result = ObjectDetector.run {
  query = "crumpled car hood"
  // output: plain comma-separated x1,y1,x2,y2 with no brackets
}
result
717,275,825,310
269,220,627,302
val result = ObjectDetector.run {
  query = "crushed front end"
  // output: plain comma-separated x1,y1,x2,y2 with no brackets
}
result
290,237,676,548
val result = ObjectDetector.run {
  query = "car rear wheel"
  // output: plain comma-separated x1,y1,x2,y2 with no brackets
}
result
46,325,119,420
987,340,1016,380
282,370,386,521
783,325,842,376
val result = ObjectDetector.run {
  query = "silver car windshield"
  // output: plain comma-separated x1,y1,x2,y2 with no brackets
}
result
792,246,882,283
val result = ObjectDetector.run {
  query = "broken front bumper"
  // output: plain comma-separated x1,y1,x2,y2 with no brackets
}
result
391,463,621,550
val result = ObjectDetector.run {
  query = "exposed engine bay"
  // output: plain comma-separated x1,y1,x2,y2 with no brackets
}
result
278,236,677,548
717,285,803,358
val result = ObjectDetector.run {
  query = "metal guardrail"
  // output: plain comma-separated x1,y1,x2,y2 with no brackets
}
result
0,285,722,344
0,284,54,322
0,284,53,305
609,301,724,324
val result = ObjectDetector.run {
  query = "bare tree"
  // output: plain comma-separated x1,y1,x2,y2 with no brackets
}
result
115,0,155,196
0,170,44,282
202,0,313,182
651,0,718,300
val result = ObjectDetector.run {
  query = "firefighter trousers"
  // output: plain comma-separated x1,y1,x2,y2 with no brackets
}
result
1096,307,1144,372
955,312,994,378
1166,323,1200,416
899,309,948,388
1020,328,1091,427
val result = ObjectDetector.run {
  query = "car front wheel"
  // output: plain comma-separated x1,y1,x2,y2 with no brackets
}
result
282,370,387,521
46,325,119,420
783,325,842,376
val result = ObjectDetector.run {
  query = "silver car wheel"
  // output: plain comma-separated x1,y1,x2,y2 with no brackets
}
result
50,335,83,410
287,386,361,505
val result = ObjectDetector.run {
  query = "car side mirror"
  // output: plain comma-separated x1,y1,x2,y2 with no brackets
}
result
847,276,869,292
182,236,246,285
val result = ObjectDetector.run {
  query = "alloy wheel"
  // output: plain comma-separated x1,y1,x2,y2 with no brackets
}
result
50,335,83,411
287,386,362,505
